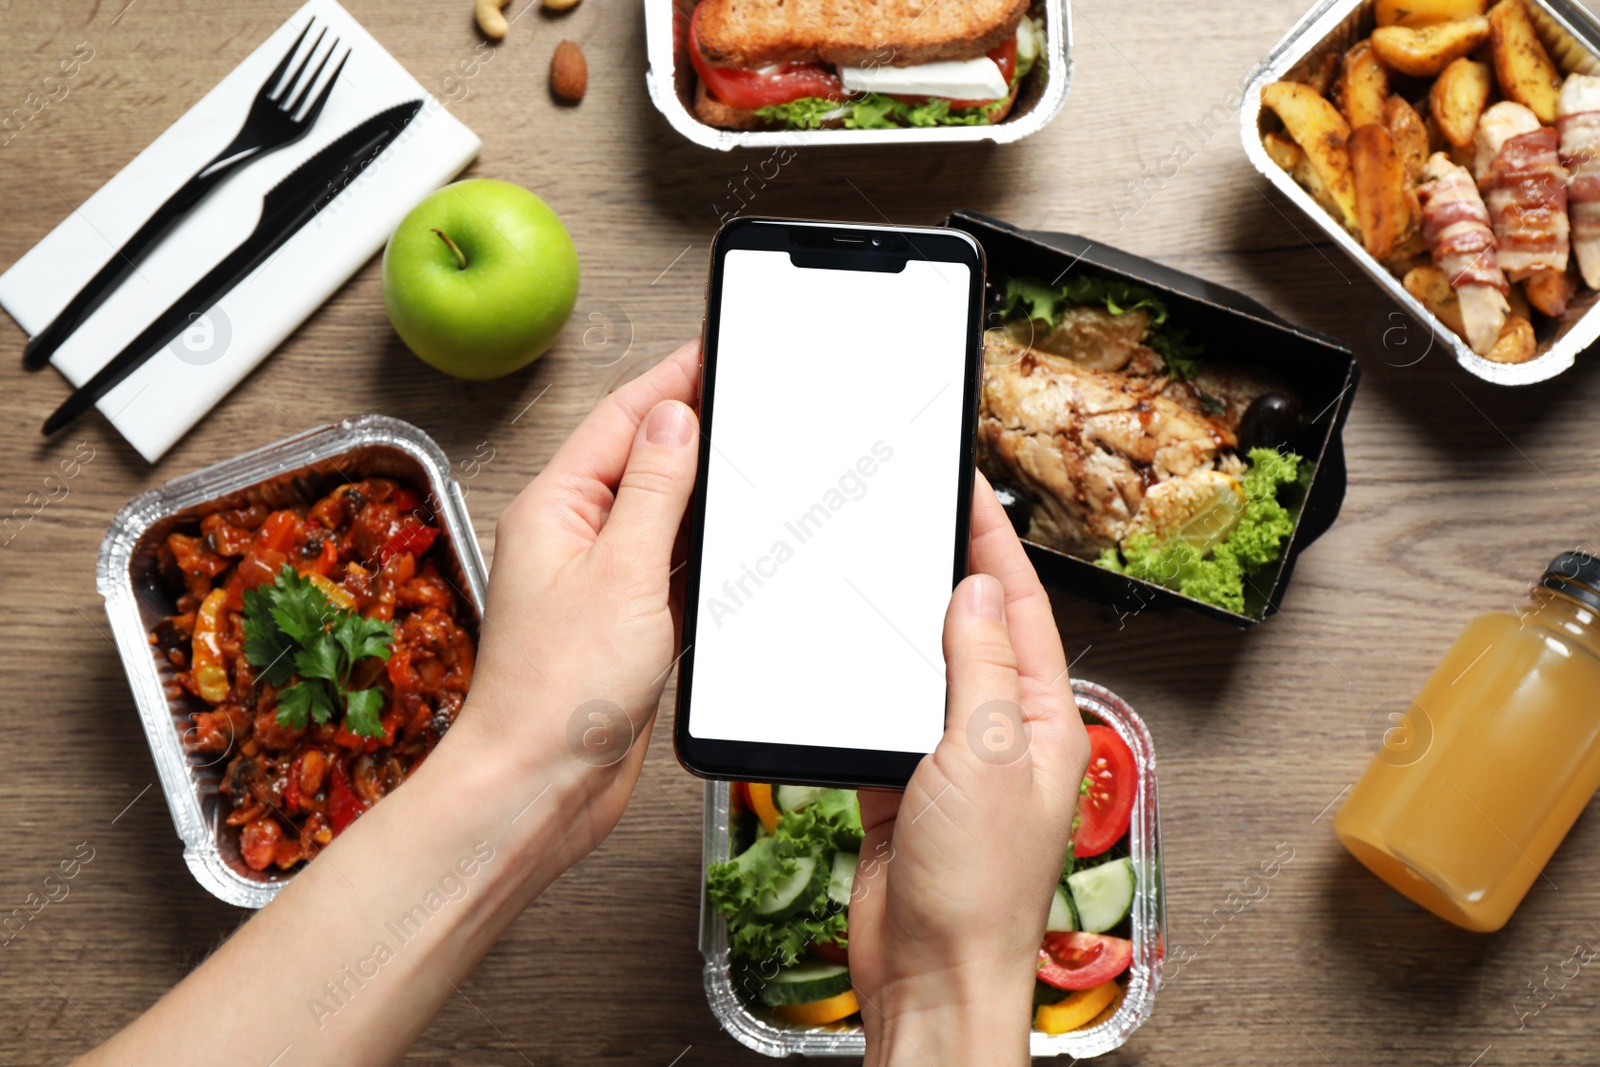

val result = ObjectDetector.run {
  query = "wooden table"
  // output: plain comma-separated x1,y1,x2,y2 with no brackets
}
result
5,1,1600,1063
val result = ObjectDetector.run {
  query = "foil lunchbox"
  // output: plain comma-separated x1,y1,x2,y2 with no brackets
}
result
1241,0,1600,385
96,415,488,909
644,0,1073,150
946,210,1360,628
698,679,1164,1059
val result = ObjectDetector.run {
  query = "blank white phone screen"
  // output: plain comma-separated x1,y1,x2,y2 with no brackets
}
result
689,247,972,755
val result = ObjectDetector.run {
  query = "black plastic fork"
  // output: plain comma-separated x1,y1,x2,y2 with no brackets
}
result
22,19,349,370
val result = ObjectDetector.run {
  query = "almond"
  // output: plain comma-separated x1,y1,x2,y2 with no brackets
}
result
549,40,587,104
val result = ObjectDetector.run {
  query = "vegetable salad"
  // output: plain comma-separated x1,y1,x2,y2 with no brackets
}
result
706,716,1142,1035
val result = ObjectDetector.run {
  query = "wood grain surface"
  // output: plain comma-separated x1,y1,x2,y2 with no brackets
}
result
3,1,1600,1064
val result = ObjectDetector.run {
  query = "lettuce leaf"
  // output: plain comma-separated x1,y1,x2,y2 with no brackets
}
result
1103,448,1304,614
776,788,864,852
753,92,1002,131
752,96,847,130
706,792,860,967
999,273,1202,379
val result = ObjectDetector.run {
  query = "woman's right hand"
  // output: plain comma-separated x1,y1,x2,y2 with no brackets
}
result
848,472,1090,1067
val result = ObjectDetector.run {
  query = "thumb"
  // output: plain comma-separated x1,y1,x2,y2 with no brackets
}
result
597,399,700,575
943,572,1024,764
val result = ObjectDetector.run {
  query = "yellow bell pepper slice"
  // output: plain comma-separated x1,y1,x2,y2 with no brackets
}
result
191,588,231,703
772,988,859,1026
306,572,357,614
746,782,781,834
1034,980,1120,1035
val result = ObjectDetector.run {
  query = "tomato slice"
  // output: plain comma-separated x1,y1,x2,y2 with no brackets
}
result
811,938,850,966
689,3,842,109
1037,931,1133,990
1072,724,1136,858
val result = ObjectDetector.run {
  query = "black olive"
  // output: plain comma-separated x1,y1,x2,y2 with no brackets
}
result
991,482,1032,537
1238,392,1303,452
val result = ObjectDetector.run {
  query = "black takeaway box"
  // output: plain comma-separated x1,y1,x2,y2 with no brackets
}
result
945,211,1359,628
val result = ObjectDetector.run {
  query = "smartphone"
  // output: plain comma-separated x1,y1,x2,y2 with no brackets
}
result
673,217,985,789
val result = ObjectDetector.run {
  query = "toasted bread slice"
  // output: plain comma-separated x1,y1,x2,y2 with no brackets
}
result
693,78,1021,131
694,80,767,130
694,0,1030,69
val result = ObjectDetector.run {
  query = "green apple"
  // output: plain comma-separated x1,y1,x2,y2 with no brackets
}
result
382,179,579,380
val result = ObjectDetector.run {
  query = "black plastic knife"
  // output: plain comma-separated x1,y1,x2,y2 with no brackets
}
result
42,99,424,437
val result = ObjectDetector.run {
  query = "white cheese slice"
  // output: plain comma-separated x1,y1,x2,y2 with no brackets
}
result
839,56,1007,101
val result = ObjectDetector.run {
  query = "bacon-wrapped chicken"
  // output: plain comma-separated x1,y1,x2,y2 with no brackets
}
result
1418,152,1511,355
1558,74,1600,289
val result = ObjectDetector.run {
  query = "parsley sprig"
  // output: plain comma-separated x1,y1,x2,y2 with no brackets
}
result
243,565,395,737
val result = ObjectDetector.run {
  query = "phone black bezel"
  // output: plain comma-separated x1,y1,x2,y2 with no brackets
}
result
672,216,986,790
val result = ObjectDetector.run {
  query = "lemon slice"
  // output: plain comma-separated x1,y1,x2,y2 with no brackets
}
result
1124,470,1246,555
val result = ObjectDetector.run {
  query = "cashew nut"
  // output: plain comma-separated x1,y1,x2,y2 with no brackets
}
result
475,0,511,40
543,0,582,9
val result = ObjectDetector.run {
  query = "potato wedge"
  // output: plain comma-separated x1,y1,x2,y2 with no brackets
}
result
1384,95,1430,181
1489,0,1562,124
1431,59,1493,148
1523,267,1575,317
1507,278,1533,321
1376,0,1486,28
1262,131,1356,226
1371,17,1491,76
1350,124,1411,259
1292,53,1340,98
1426,117,1476,169
1338,41,1392,130
1407,266,1531,356
1404,264,1468,338
1262,81,1360,233
1485,313,1538,362
1262,130,1303,172
1384,230,1431,275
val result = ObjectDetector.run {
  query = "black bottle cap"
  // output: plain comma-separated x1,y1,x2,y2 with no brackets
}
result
1541,552,1600,613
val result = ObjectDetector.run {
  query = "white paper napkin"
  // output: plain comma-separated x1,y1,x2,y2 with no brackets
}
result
0,0,480,462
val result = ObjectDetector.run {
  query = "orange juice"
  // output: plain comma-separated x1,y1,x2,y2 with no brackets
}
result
1335,553,1600,932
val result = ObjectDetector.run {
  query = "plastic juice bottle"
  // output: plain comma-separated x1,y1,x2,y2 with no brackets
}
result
1334,552,1600,932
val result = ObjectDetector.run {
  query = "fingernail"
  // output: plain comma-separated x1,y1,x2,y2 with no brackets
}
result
647,401,693,447
967,574,1005,621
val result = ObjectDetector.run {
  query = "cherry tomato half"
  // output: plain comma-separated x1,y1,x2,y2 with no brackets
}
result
1037,931,1133,991
811,938,850,966
689,3,843,110
1071,724,1136,859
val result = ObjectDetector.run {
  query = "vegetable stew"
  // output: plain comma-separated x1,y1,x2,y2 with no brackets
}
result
150,477,476,872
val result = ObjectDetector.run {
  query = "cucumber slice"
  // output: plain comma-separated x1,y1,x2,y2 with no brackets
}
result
754,850,826,918
776,784,828,812
827,851,857,907
760,960,853,1006
1046,886,1077,932
1067,857,1135,934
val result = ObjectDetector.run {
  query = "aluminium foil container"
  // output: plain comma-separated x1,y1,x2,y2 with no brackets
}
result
645,0,1072,150
96,415,487,908
698,679,1164,1058
1242,0,1600,384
